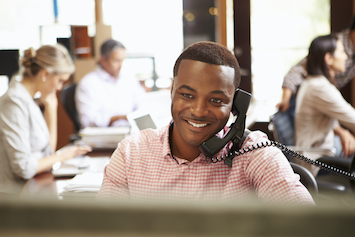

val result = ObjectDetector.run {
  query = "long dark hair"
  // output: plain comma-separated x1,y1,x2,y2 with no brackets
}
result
306,34,338,83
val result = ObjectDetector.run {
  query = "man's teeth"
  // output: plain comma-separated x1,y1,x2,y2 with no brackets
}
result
188,121,207,128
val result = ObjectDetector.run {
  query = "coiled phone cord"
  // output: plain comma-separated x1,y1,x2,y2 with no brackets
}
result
207,140,355,181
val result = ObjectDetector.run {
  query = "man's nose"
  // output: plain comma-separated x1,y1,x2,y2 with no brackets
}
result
190,99,208,117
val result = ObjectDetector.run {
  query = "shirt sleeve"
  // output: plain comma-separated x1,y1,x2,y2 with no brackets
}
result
308,81,355,132
97,142,130,199
334,30,355,89
132,79,147,111
0,98,38,179
243,132,315,205
282,58,308,94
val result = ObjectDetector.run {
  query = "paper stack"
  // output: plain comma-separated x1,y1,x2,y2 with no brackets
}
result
58,172,105,199
55,157,110,199
79,126,130,148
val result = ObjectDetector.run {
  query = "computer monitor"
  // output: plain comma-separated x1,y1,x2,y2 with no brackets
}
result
0,49,19,80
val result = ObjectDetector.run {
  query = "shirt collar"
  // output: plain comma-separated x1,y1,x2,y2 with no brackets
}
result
95,65,120,82
164,121,231,165
11,79,33,102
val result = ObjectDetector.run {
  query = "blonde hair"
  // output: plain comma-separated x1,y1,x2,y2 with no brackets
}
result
21,44,75,78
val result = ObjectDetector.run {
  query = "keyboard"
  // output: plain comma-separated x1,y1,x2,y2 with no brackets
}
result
52,156,110,177
84,157,110,172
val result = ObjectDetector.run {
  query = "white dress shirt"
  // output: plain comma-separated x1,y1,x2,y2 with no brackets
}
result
0,79,52,193
75,66,146,128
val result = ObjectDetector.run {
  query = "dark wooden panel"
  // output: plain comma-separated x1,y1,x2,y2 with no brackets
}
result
233,0,251,93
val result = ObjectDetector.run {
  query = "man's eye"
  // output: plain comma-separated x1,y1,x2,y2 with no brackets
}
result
182,93,193,99
211,98,222,104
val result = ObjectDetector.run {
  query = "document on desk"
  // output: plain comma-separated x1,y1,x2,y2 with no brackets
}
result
58,172,105,197
56,157,110,198
79,126,130,148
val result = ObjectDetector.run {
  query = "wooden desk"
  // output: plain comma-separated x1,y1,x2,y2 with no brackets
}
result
21,148,115,198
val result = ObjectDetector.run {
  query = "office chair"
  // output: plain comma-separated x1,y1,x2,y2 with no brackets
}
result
61,84,81,143
269,110,355,195
290,162,318,198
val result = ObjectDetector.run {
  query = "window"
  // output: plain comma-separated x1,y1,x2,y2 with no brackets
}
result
102,0,184,89
250,0,330,121
0,0,96,95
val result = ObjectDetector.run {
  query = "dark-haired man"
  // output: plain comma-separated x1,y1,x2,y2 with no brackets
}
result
98,41,315,205
75,39,145,128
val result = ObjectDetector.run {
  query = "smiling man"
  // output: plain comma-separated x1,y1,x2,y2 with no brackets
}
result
97,41,315,205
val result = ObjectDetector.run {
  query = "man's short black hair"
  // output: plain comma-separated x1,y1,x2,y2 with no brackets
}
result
173,41,241,88
100,39,125,59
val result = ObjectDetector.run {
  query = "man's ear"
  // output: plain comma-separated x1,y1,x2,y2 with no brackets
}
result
324,52,333,66
99,55,107,65
170,79,174,96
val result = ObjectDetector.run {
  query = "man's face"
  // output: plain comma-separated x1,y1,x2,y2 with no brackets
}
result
171,59,235,150
100,48,126,78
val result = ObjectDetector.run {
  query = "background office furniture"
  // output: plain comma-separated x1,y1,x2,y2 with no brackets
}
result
269,110,355,194
290,162,318,198
61,84,81,143
269,108,295,146
0,49,19,81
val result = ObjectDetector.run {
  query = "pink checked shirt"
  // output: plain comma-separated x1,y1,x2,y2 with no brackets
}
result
97,125,315,205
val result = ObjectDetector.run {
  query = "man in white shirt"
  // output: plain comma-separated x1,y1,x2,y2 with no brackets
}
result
75,39,146,128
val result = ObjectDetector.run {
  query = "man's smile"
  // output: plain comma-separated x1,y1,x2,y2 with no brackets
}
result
187,120,208,128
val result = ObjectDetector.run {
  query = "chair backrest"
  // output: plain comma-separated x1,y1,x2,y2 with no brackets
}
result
269,110,295,146
350,156,355,191
61,84,81,132
290,162,318,198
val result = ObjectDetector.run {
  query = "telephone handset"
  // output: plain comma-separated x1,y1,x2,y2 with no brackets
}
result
198,89,355,181
199,89,251,163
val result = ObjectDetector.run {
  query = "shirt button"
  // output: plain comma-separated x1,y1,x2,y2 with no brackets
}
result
190,165,194,169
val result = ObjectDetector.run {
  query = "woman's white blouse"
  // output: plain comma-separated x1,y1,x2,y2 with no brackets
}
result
0,79,52,193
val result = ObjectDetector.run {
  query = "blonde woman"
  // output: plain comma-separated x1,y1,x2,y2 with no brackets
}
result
0,44,91,194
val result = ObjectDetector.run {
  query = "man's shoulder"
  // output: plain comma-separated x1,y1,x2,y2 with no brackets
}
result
243,130,269,146
242,130,282,156
240,130,287,165
122,125,169,147
80,69,101,82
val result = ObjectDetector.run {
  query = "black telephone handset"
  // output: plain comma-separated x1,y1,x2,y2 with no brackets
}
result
198,89,355,181
199,89,252,166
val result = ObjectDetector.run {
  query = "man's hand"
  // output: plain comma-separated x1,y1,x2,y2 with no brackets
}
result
276,88,292,112
276,100,290,112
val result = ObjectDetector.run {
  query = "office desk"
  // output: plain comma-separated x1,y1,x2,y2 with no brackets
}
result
21,148,115,198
